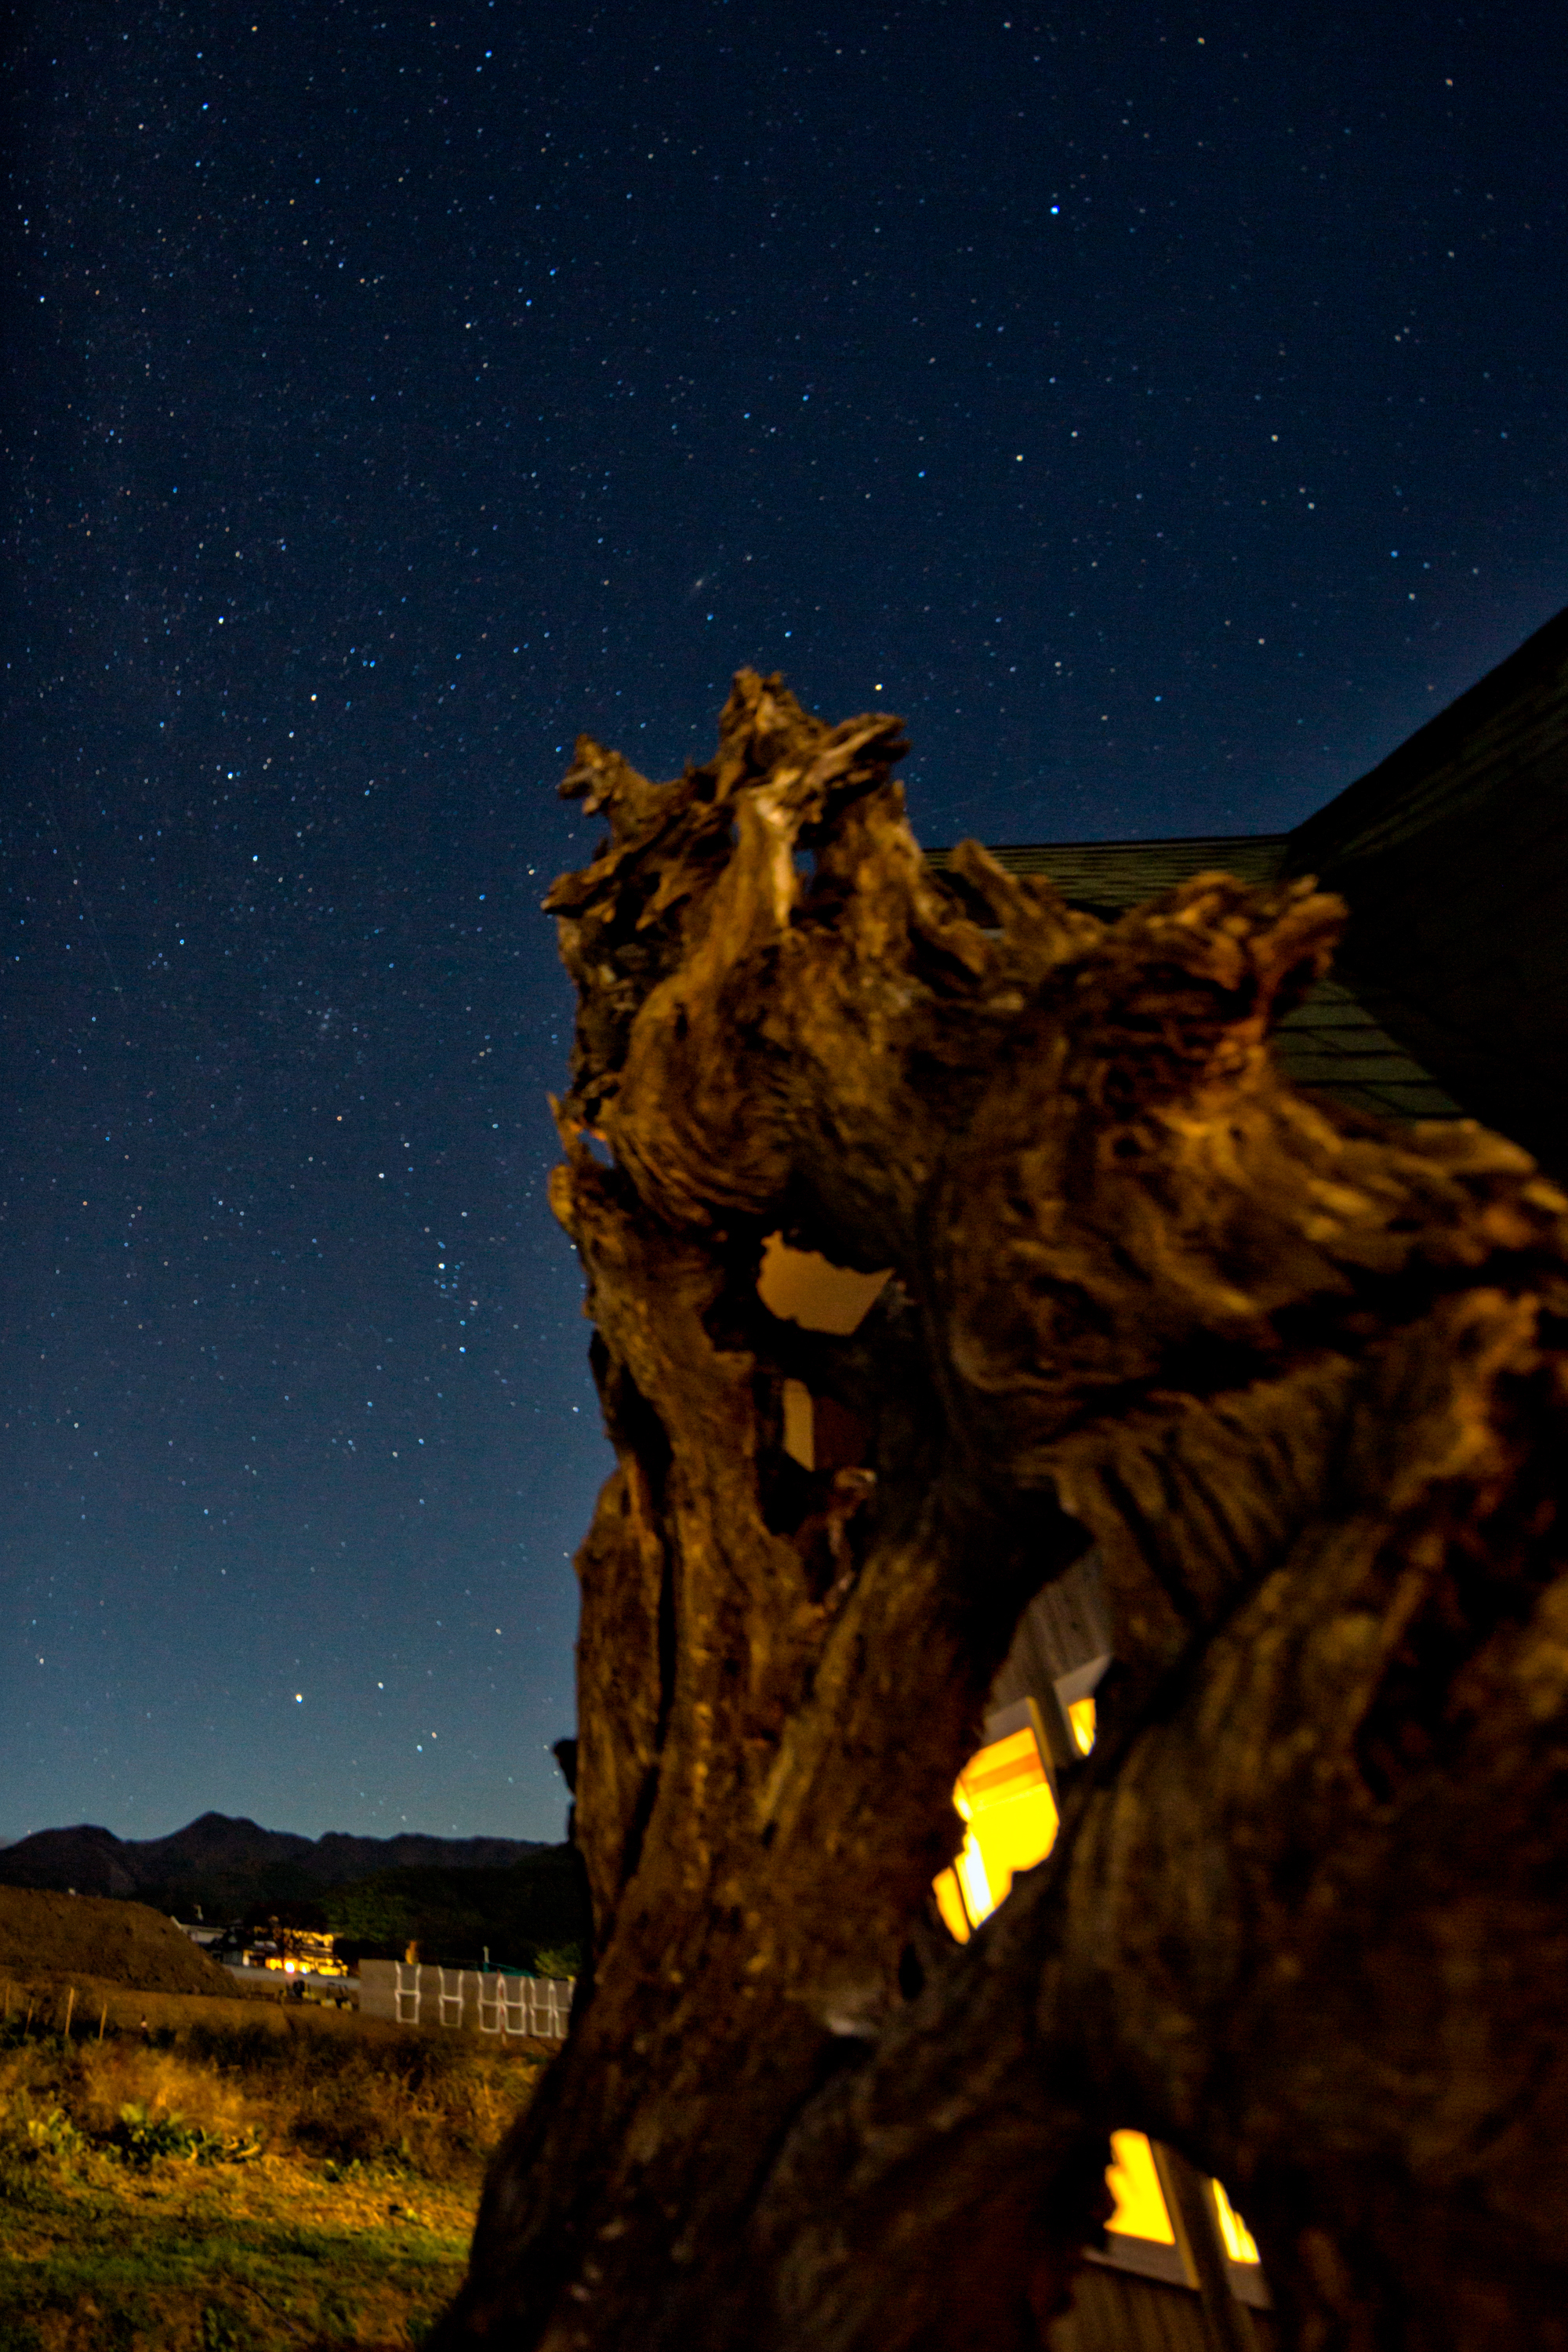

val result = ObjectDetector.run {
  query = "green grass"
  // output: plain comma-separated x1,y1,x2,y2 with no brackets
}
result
0,2005,545,2350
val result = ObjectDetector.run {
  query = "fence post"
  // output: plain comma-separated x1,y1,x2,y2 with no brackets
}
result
394,1960,423,2025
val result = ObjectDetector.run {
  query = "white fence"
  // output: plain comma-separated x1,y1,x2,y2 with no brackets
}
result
358,1959,575,2042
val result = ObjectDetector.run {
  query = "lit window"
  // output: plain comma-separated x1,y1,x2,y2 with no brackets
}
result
1067,1694,1097,1754
932,1863,971,1943
1105,2131,1175,2245
757,1233,889,1333
781,1377,815,1468
932,1712,1058,1937
1212,2176,1261,2265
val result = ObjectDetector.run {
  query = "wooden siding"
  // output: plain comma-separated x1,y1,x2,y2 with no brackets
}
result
1050,2266,1212,2352
1049,2263,1276,2352
989,1552,1112,1704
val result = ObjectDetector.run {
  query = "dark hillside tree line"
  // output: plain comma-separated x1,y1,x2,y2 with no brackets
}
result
321,1857,590,1974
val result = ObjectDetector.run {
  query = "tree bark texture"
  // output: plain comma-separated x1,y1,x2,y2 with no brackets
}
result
431,673,1568,2352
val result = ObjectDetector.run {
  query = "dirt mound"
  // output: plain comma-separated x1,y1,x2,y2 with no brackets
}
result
0,1885,237,1995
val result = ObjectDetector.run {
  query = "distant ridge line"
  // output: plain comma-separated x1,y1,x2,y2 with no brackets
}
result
0,1810,547,1908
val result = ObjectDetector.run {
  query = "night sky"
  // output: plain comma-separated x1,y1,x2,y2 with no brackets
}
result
4,2,1564,1849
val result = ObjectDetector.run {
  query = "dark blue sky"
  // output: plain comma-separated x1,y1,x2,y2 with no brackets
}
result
3,0,1564,1846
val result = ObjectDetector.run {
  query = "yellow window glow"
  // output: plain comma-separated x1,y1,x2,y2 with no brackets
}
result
1068,1694,1097,1754
1104,2130,1175,2245
958,1726,1059,1914
780,1377,815,1469
757,1234,890,1334
954,1810,994,1926
1211,2177,1261,2264
934,1719,1059,1936
958,1726,1046,1807
932,1866,971,1944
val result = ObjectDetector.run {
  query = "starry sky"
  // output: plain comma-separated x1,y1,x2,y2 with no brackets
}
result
3,2,1564,1848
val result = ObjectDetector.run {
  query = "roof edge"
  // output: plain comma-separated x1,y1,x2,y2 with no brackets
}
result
1284,601,1568,873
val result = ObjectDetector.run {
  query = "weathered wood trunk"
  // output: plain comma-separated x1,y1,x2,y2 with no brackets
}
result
430,673,1568,2352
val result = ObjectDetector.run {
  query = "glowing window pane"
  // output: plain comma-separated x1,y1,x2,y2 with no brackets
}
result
932,1867,971,1944
1212,2177,1261,2264
1068,1695,1097,1754
960,1728,1058,1915
781,1377,815,1468
974,1783,1057,1909
757,1234,890,1334
1105,2130,1175,2245
934,1717,1059,1935
955,1824,993,1925
958,1726,1044,1806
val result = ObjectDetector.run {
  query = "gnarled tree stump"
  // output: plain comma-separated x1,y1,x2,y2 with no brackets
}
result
432,673,1568,2352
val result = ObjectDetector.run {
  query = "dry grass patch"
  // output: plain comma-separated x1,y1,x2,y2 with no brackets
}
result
0,1994,546,2348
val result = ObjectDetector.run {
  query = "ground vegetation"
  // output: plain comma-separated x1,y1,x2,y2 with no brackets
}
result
0,1987,543,2348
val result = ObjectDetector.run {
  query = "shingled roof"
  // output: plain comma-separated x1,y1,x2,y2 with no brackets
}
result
1284,602,1568,1169
925,833,1466,1127
927,601,1568,1158
925,832,1290,916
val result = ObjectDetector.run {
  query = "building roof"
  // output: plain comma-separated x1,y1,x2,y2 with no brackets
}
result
927,602,1568,1157
1284,603,1568,1169
926,834,1465,1128
925,832,1290,916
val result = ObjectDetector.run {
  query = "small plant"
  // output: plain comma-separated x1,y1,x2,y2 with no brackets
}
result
531,1944,583,1980
24,2107,86,2163
107,2102,261,2169
200,2307,250,2351
108,2100,202,2167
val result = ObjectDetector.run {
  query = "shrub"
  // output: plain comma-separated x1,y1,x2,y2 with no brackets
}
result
105,2100,261,2169
531,1944,583,1980
0,2002,542,2186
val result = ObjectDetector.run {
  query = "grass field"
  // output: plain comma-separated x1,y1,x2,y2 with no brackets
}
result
0,1982,546,2350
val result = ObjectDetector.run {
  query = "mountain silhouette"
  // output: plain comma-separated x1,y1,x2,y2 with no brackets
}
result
0,1812,544,1919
